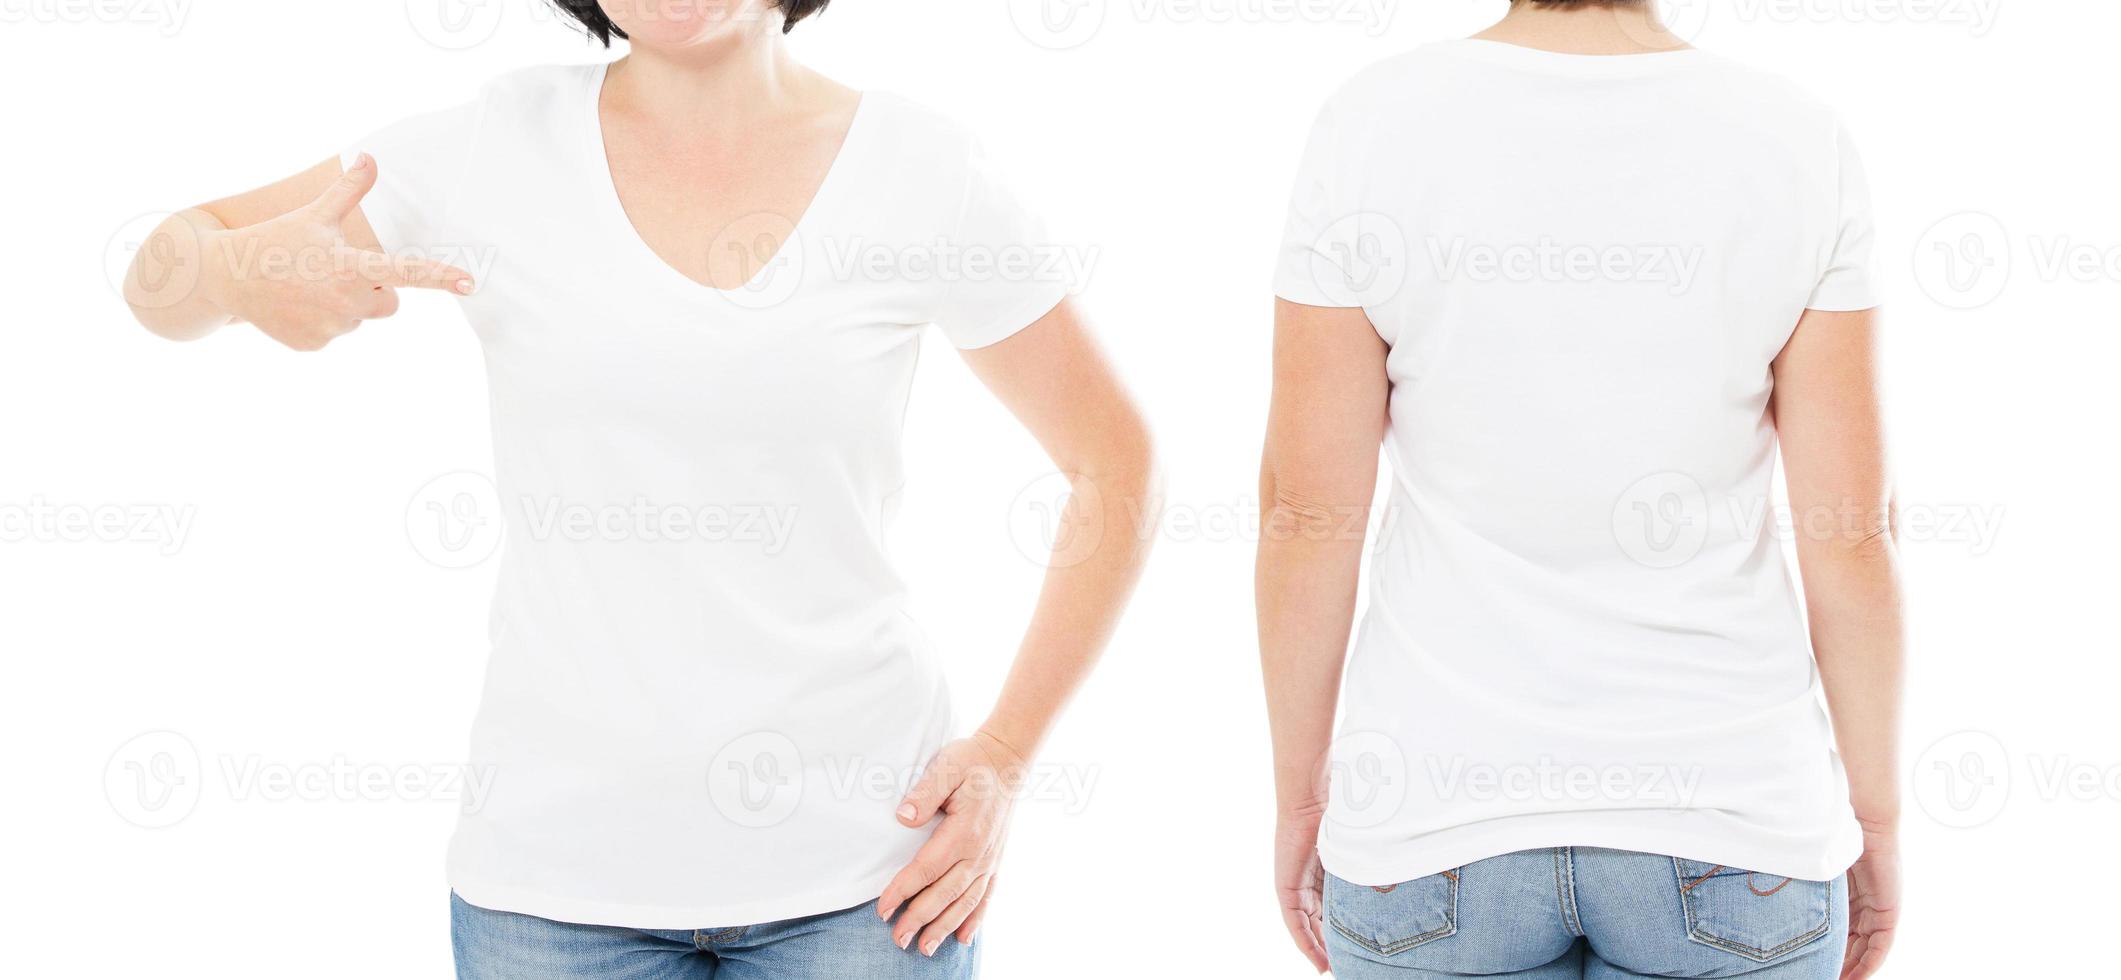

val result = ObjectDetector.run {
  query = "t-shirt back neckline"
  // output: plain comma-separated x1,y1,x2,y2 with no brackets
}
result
1437,38,1715,77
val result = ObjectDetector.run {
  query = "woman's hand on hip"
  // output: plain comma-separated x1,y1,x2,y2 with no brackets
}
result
876,731,1028,955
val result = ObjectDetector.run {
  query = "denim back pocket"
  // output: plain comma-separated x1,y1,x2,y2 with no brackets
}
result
1672,859,1833,962
1325,870,1460,956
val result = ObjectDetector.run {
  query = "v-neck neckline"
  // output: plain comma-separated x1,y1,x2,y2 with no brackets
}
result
580,61,871,301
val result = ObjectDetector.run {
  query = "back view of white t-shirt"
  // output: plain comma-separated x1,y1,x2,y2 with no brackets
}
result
1274,40,1877,885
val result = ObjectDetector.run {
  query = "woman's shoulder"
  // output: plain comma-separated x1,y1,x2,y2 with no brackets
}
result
472,62,603,105
851,91,986,160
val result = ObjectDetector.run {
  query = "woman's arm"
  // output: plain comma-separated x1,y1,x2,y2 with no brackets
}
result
1256,298,1391,973
877,298,1160,955
124,155,473,347
1772,306,1904,980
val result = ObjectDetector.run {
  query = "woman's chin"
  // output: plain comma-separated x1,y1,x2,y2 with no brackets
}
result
604,2,775,49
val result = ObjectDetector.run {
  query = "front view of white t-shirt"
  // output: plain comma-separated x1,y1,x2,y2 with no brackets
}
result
349,63,1070,927
1275,41,1877,885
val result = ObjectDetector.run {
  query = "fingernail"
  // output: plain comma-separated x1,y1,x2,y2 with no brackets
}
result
896,803,916,822
455,279,477,295
922,941,939,957
895,933,910,950
351,153,372,172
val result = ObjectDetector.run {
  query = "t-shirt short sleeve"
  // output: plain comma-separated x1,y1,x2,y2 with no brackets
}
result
1273,102,1369,309
1806,124,1878,312
930,141,1073,350
341,99,484,254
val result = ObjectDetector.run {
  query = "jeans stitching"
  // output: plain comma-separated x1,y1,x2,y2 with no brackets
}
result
1326,871,1460,957
1555,848,1583,937
693,926,744,948
1671,859,1835,963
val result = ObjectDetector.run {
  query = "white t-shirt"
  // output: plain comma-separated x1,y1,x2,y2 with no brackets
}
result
1274,40,1877,885
349,63,1070,928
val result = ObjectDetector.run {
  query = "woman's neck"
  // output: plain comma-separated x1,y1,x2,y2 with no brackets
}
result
1473,2,1688,55
602,19,828,131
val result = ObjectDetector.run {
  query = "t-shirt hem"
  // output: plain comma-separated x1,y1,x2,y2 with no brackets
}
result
448,867,901,930
1319,813,1864,888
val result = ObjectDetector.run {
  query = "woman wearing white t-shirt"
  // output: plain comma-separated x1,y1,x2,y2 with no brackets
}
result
1259,2,1902,978
123,2,1157,977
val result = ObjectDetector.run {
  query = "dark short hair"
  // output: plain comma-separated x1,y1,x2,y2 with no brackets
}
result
549,1,831,43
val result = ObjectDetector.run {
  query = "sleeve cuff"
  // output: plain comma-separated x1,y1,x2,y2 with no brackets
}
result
1273,266,1364,309
947,279,1072,351
1805,275,1879,312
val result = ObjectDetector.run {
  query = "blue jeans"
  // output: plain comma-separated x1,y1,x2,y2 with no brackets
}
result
451,893,978,979
1325,848,1847,979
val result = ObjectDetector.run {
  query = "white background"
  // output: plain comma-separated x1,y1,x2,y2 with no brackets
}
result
2,0,2115,976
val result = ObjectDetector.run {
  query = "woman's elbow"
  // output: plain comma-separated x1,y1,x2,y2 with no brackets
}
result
1063,414,1161,522
1089,417,1160,503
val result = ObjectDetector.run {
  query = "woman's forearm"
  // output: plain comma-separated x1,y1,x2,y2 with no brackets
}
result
1802,522,1907,828
1774,306,1904,832
978,447,1160,764
1256,483,1365,823
122,157,458,352
1254,299,1391,825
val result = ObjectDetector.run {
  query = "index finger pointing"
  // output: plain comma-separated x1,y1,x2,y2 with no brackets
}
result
356,250,477,294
